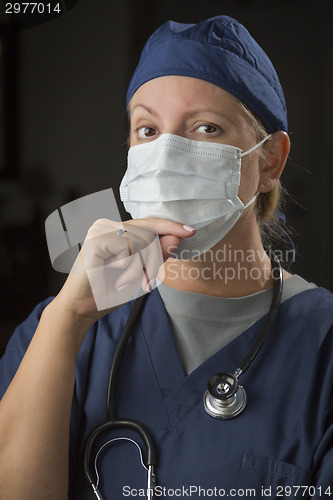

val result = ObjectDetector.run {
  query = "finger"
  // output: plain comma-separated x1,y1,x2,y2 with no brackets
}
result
139,236,163,291
80,231,129,270
105,253,132,270
125,219,196,262
87,262,143,311
126,218,196,239
86,265,110,311
85,218,122,241
114,253,144,291
114,230,148,264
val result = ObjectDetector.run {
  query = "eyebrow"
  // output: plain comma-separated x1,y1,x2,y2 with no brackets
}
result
185,109,229,120
130,104,230,123
130,104,159,118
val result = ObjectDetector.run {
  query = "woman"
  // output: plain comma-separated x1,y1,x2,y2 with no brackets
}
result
0,15,332,500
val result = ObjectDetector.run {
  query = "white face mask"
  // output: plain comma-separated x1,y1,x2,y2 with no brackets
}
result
119,133,270,258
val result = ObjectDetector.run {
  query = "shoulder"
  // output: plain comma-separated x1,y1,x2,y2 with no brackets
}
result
3,297,55,356
0,295,144,399
0,297,54,399
277,286,333,347
284,286,333,318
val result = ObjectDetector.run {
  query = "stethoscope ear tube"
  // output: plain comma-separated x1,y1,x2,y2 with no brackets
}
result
83,293,156,497
83,419,156,486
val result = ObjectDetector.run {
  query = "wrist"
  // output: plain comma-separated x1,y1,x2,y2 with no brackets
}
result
42,297,95,355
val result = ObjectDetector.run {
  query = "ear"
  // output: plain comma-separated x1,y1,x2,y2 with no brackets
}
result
257,131,290,193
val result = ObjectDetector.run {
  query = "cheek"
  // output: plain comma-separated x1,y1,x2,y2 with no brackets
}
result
237,156,261,203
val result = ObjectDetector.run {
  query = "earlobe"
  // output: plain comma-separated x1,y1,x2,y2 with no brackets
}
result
258,131,290,193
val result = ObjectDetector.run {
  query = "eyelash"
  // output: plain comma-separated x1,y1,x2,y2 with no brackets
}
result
136,126,158,139
134,122,223,140
194,124,221,135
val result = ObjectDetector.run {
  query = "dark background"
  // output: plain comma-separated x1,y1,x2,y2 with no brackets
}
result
0,0,332,355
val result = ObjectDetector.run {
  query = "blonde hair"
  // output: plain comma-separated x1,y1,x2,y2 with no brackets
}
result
238,102,287,247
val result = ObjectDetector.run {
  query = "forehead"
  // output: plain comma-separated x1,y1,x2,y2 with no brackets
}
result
129,75,242,117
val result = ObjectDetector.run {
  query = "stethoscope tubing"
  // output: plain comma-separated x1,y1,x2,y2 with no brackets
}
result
83,250,283,495
83,293,155,496
107,294,148,420
236,250,283,376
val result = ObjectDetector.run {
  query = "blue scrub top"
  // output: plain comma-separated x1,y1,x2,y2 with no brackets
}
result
1,287,333,499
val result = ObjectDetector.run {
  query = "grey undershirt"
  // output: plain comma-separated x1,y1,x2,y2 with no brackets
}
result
157,275,317,374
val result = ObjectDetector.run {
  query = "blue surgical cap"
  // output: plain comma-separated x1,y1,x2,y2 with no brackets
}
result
126,16,288,133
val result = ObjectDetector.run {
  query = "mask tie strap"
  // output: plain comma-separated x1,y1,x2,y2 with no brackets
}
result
243,193,258,210
240,134,272,158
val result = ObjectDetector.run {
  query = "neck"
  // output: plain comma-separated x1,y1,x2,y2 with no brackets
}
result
159,211,285,297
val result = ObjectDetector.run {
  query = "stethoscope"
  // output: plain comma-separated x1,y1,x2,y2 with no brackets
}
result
83,250,283,499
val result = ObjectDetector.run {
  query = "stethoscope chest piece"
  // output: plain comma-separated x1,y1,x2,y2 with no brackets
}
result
204,372,247,420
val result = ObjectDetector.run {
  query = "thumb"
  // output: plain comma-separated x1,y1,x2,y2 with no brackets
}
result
159,235,182,260
159,227,196,260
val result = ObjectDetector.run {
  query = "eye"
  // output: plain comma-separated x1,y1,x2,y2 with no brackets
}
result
136,126,158,139
195,124,219,135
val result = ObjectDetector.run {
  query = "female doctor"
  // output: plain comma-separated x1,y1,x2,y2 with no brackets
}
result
0,15,333,500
